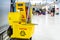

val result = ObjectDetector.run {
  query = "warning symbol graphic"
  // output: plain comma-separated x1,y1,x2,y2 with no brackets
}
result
20,31,26,36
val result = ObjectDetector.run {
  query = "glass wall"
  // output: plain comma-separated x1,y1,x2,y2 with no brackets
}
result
0,0,10,27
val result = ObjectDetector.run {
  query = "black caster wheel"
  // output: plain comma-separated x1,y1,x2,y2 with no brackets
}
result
29,37,32,40
10,39,13,40
10,38,32,40
10,39,18,40
7,26,13,37
10,38,18,40
10,38,28,40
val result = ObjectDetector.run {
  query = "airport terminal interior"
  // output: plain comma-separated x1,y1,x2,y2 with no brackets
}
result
0,0,60,40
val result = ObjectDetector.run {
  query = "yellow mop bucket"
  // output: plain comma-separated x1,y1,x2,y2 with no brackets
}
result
11,24,34,39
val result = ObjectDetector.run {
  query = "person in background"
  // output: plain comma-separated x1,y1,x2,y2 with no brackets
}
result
52,8,55,16
56,8,59,15
51,8,55,16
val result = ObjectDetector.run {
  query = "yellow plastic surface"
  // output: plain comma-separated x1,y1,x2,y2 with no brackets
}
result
8,12,21,26
16,2,26,24
8,2,34,39
11,24,34,39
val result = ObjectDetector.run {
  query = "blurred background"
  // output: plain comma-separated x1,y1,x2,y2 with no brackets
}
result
0,0,60,40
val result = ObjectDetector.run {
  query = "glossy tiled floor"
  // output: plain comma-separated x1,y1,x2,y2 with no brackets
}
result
32,14,60,40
